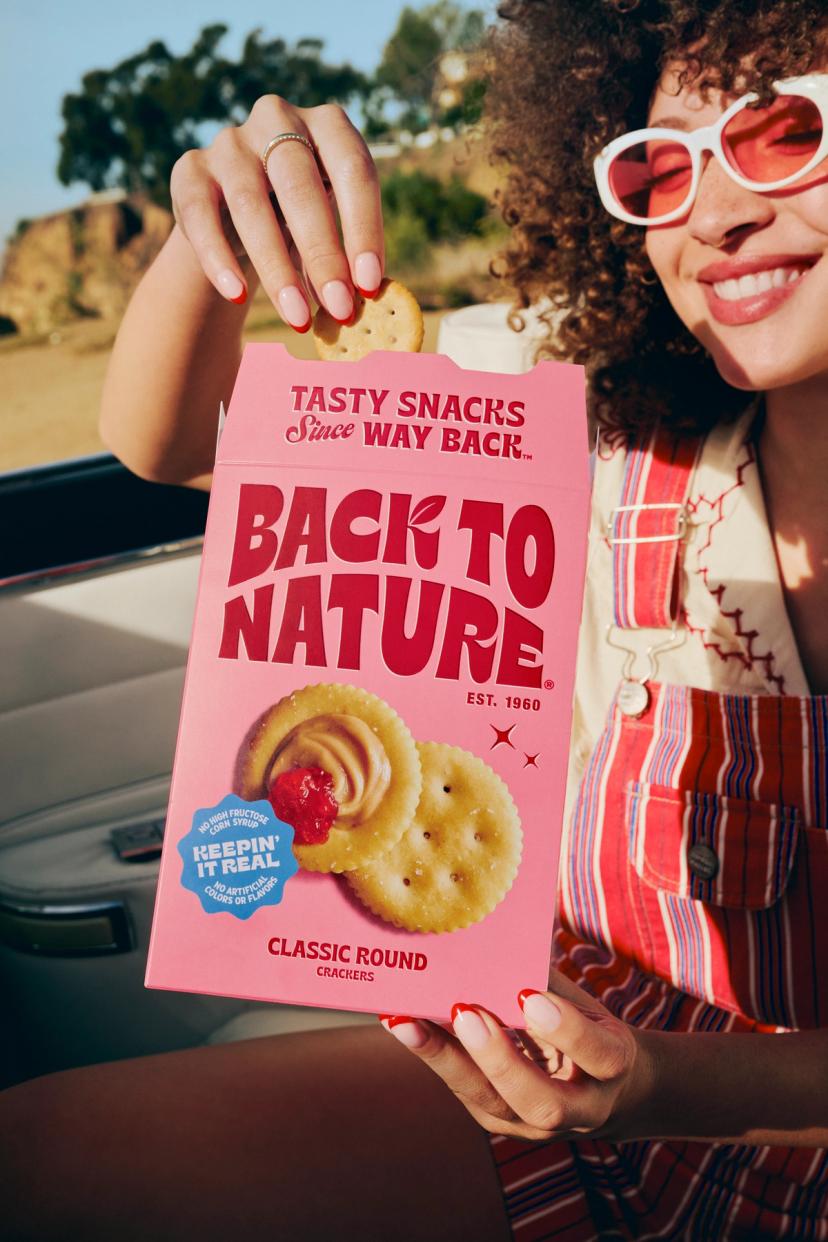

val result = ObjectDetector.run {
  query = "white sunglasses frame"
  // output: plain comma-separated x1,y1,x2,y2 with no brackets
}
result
593,73,828,226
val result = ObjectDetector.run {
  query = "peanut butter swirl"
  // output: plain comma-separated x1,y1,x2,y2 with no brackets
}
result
267,714,391,826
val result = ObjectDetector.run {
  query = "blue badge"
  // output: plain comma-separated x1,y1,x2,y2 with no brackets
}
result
178,795,298,919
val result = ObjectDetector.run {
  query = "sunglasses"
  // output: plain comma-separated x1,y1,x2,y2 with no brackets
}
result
593,74,828,226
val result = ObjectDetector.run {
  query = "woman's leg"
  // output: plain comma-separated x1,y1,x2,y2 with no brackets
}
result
2,1023,512,1241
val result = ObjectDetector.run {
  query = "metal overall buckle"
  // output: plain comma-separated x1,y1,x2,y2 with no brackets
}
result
605,501,689,718
605,622,686,717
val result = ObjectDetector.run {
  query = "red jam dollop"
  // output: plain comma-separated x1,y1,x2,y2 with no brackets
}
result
268,766,339,845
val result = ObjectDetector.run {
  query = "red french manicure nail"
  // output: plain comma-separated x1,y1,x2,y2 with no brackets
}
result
386,1014,416,1029
230,289,247,305
518,988,542,1010
293,319,312,334
356,285,378,299
451,1002,479,1023
378,1014,392,1022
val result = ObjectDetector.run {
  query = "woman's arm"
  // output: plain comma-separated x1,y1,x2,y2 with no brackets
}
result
639,1026,828,1146
381,974,828,1147
99,226,257,485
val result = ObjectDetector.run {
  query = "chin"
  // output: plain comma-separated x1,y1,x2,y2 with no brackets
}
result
707,342,827,393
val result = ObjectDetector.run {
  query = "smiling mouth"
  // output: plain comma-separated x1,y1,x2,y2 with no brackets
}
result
697,256,821,326
711,265,809,301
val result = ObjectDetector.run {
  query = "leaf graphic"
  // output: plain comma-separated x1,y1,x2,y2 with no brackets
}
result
410,495,446,526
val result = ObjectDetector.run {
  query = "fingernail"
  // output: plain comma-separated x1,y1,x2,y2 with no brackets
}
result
322,279,354,322
383,1016,428,1049
354,252,382,297
278,285,312,331
217,269,246,304
519,990,562,1033
451,1003,490,1051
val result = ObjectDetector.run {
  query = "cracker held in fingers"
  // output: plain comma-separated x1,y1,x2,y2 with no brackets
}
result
312,278,424,360
347,741,523,933
234,683,422,873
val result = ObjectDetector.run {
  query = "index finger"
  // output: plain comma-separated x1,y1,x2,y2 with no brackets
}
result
379,1018,514,1123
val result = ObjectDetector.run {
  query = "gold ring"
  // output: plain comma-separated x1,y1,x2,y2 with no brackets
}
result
261,131,317,173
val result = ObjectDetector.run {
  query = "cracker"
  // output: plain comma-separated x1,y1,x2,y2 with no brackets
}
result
235,683,421,874
347,742,522,933
312,278,424,360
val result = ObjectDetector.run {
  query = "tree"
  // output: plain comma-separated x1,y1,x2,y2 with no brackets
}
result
370,2,485,135
375,8,443,129
57,25,368,206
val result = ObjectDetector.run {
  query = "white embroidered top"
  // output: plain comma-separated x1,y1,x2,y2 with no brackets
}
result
436,306,808,823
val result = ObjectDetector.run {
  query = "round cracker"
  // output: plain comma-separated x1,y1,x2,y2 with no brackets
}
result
235,683,421,874
312,278,424,360
347,742,522,933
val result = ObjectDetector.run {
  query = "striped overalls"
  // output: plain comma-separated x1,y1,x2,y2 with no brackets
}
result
493,417,828,1240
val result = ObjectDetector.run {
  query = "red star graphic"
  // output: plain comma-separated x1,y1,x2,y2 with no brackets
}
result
490,724,516,749
523,752,540,768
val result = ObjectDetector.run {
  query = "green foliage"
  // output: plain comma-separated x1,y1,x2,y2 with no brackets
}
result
370,2,485,134
423,0,485,50
57,25,368,206
381,168,489,272
381,169,488,245
376,8,442,107
384,211,431,270
440,77,487,128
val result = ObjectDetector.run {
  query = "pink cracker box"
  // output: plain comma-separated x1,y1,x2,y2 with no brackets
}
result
146,342,589,1027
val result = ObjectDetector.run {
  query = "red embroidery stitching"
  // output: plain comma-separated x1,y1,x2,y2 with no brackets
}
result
685,440,786,693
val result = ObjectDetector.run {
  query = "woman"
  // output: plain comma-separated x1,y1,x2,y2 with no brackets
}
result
3,1,827,1238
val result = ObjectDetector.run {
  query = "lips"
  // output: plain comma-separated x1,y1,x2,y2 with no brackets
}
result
696,253,821,326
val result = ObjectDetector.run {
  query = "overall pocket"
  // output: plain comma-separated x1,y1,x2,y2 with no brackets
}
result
622,780,823,1027
625,781,800,909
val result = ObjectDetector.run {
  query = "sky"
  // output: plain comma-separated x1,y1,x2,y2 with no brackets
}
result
2,0,489,242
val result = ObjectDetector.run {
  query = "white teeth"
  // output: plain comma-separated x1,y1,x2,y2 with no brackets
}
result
711,266,806,300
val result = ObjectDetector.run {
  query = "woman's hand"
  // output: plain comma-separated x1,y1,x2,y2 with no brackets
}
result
169,94,384,329
380,968,655,1142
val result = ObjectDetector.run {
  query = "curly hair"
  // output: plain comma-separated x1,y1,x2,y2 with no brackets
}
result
482,0,828,439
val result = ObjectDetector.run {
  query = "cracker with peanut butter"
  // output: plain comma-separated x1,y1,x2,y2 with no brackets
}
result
347,742,522,933
234,683,421,874
312,278,424,361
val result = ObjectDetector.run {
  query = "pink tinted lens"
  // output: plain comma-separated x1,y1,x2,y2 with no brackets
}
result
607,138,693,219
722,94,822,183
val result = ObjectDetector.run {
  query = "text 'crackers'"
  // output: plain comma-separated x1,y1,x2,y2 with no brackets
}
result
146,296,590,1026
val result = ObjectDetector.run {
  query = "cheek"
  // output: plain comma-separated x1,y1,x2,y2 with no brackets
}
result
644,228,684,289
790,180,828,237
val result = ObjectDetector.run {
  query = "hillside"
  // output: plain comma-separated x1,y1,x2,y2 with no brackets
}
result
0,194,173,337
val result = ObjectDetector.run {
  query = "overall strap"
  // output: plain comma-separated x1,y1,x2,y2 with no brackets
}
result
608,428,702,631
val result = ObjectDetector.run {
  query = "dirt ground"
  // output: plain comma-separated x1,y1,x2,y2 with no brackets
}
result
0,301,447,475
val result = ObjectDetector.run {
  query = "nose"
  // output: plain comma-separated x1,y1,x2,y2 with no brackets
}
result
686,152,774,248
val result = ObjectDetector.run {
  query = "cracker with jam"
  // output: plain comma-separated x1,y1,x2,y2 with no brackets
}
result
235,683,421,873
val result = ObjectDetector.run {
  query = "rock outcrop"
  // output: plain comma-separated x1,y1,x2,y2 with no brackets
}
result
0,192,172,336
